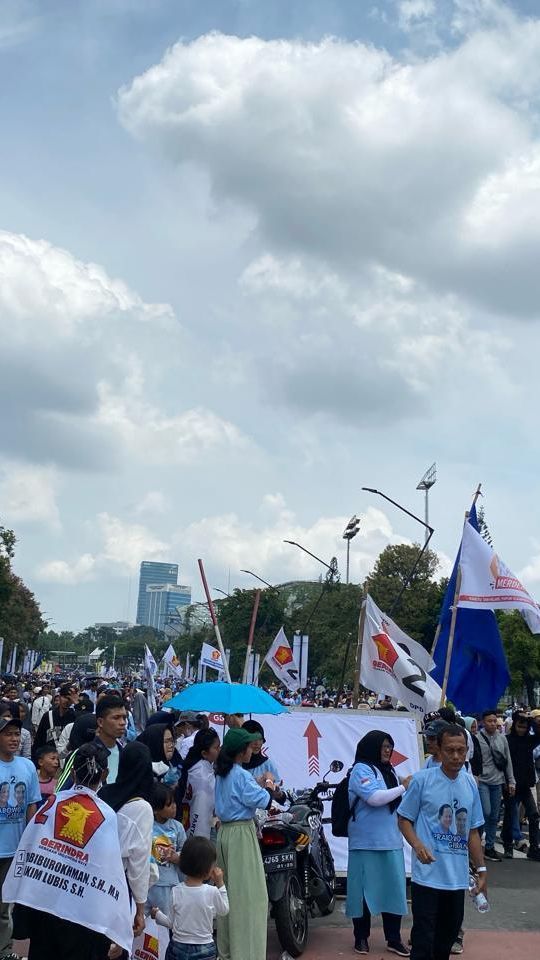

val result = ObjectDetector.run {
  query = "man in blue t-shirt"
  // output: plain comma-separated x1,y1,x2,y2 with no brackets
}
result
0,715,41,960
398,723,486,960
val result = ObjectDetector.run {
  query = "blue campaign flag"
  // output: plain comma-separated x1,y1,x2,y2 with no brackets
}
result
431,504,510,713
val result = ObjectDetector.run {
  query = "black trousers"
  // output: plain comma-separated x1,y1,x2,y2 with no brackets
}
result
410,883,464,960
353,898,402,944
501,786,539,850
27,908,110,960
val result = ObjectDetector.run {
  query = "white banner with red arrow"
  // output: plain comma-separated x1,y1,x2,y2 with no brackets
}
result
250,710,420,873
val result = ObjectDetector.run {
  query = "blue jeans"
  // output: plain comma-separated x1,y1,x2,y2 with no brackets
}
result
478,782,502,849
165,942,216,960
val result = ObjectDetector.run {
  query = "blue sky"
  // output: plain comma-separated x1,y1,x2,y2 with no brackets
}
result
2,0,540,632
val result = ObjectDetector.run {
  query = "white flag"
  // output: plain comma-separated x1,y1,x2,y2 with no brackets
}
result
200,642,224,672
360,595,442,716
163,643,183,678
144,644,158,711
458,522,540,633
264,627,300,692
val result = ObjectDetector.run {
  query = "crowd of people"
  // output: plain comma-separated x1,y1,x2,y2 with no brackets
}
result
0,674,537,960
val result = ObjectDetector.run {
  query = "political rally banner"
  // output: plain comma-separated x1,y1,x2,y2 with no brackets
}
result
163,643,183,679
253,710,420,872
132,915,170,960
200,642,225,672
458,521,540,632
3,786,133,952
264,627,300,692
360,595,442,716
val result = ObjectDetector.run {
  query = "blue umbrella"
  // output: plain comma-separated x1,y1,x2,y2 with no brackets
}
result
164,682,288,715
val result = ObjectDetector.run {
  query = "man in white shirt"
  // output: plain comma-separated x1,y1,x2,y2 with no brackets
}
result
31,686,51,733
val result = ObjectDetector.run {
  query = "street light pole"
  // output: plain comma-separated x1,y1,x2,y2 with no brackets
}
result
283,540,341,688
342,515,361,584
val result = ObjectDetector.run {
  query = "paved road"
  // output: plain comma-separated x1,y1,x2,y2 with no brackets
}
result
267,856,540,959
13,857,540,959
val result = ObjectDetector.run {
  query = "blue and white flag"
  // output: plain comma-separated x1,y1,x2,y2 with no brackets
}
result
432,504,511,713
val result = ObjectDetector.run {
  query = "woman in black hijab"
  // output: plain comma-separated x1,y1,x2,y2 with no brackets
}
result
136,722,179,784
100,742,155,944
354,730,401,811
346,730,411,956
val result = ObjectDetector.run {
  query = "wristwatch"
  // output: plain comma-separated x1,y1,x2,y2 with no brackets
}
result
476,866,487,873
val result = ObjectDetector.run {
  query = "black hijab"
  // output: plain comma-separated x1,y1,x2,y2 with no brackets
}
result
99,742,154,812
136,723,171,764
354,730,400,812
242,720,267,771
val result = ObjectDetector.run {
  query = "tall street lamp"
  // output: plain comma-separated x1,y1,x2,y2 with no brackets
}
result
342,515,361,584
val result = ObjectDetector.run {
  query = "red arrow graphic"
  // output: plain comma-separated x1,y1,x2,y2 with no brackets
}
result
303,720,321,776
391,749,408,767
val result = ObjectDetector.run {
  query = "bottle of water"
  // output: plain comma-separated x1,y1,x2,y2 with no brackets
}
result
468,873,490,913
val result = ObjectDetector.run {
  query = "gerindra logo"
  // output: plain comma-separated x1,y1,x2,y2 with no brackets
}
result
54,795,105,849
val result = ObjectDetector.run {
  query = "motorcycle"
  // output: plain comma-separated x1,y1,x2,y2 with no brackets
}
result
259,760,343,957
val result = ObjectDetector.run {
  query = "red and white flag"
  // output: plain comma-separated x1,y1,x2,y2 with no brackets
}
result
264,627,300,691
360,595,441,716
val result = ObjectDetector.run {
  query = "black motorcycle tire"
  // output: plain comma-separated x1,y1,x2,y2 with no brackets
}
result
315,837,336,917
274,873,309,957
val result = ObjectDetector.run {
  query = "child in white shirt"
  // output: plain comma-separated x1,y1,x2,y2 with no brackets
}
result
151,836,229,960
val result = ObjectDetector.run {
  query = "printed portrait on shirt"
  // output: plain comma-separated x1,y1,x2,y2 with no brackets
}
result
14,783,26,810
0,783,9,808
455,808,468,838
431,800,469,852
438,804,453,834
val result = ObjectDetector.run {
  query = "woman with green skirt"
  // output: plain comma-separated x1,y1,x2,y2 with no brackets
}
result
215,727,282,960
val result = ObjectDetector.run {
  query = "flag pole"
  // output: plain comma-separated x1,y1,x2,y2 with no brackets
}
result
242,589,261,684
431,484,482,658
352,595,367,708
440,512,470,705
198,559,232,683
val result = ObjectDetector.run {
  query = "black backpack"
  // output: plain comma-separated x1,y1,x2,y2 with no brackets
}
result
331,764,361,837
331,762,378,837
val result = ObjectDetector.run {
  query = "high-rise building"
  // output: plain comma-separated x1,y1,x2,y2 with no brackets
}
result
136,561,179,625
146,583,192,632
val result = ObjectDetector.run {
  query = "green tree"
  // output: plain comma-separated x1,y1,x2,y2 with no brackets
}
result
283,583,362,687
363,543,445,650
214,588,286,680
497,611,540,707
0,523,45,663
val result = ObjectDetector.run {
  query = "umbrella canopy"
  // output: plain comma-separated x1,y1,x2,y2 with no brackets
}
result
164,682,288,715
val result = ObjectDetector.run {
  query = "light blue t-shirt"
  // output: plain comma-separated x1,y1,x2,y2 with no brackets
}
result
150,818,186,887
397,766,484,890
215,763,271,821
0,756,41,856
348,763,403,851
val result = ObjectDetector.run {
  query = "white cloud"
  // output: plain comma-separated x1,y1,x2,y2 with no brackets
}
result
0,229,250,470
398,0,436,31
38,554,97,586
177,497,411,587
0,462,61,529
36,513,170,585
118,24,540,318
96,383,249,465
134,491,169,516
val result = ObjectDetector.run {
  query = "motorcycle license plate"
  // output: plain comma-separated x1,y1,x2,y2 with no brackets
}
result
263,851,295,873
